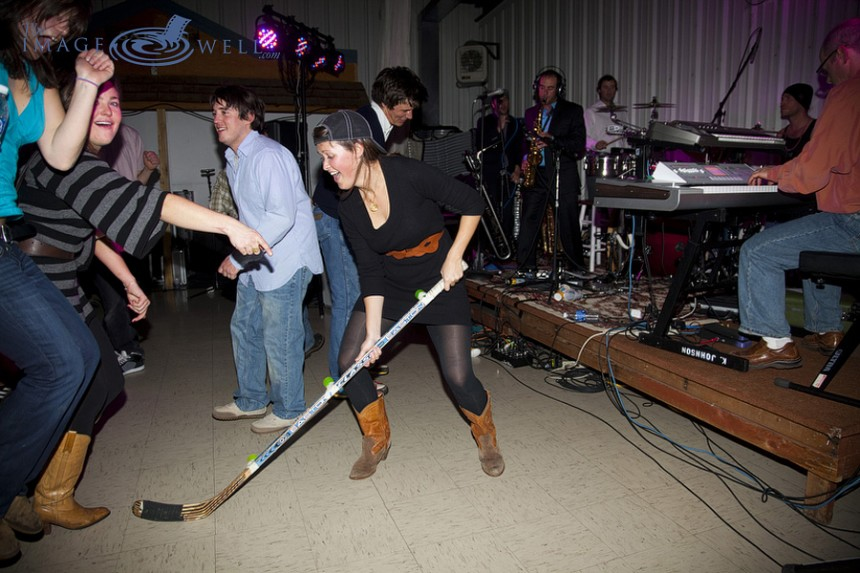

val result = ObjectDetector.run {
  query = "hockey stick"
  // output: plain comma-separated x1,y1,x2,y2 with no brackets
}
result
132,261,465,522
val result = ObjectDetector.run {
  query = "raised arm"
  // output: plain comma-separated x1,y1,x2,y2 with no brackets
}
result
137,151,160,184
38,50,114,170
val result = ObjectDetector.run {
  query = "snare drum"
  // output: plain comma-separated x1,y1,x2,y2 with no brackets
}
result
585,153,618,177
610,147,638,179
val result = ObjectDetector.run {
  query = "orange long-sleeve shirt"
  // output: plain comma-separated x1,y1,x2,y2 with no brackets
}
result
769,77,860,214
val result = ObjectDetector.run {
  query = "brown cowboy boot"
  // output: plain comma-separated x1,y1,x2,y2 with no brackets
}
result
350,396,391,480
461,393,505,477
34,432,110,530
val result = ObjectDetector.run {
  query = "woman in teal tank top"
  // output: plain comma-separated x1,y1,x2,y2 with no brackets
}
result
0,1,115,564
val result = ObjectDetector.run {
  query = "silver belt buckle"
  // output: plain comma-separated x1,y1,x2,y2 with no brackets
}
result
0,224,11,256
0,223,13,243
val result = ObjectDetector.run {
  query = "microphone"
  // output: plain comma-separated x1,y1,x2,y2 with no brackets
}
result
474,88,506,102
749,27,762,64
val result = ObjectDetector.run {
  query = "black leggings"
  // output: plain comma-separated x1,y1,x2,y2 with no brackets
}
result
68,318,125,436
338,310,488,415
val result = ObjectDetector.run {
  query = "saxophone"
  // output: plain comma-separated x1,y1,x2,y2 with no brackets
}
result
522,107,543,188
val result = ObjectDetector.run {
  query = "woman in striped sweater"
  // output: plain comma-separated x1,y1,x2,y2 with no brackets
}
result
15,79,271,531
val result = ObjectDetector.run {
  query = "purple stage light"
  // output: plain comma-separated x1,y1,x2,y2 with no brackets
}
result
332,52,345,73
257,27,279,51
295,36,310,58
311,55,327,70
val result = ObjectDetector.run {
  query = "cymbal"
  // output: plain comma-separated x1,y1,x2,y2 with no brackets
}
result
594,105,627,113
633,100,675,109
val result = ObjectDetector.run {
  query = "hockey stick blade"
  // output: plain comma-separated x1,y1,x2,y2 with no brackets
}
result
132,262,465,521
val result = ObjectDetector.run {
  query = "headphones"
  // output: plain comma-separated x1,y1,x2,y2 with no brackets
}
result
532,66,566,99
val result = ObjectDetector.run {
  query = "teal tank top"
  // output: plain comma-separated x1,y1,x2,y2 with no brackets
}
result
0,65,46,218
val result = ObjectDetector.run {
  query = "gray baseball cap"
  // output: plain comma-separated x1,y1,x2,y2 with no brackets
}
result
314,110,385,152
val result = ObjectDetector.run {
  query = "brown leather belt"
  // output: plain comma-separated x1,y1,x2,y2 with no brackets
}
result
17,238,76,260
386,231,443,260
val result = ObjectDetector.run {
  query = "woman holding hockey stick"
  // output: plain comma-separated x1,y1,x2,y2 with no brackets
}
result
13,78,270,532
314,110,504,479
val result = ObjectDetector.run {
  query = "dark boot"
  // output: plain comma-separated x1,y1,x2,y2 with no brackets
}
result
34,432,110,530
3,496,42,538
0,520,21,564
350,397,391,480
461,393,505,477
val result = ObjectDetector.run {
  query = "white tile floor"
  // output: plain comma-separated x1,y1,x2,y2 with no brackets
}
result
8,289,860,572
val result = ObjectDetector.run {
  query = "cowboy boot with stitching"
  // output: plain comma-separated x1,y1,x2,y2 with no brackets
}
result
461,392,505,477
34,431,110,530
350,396,391,480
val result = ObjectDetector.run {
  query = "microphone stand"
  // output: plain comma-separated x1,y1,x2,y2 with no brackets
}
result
548,143,562,304
711,27,761,126
471,95,491,273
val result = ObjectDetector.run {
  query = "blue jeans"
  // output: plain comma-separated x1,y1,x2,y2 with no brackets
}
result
0,245,99,516
738,211,860,338
231,267,312,419
314,207,360,378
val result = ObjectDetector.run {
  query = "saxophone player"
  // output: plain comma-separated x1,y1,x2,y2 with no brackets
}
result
515,67,587,276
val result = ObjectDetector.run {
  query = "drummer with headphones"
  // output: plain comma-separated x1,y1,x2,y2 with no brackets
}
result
515,67,587,274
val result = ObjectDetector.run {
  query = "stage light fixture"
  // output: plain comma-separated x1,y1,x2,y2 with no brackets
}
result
310,53,327,71
294,35,310,58
256,26,279,51
317,47,344,75
330,51,345,74
255,5,344,75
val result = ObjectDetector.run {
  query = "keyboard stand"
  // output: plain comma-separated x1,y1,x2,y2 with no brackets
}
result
638,207,751,371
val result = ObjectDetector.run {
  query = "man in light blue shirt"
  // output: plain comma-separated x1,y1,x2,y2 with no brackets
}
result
210,85,323,434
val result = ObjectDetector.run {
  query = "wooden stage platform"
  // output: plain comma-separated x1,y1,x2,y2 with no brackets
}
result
466,273,860,523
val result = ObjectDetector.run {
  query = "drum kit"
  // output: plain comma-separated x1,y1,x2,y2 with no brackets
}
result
584,96,675,179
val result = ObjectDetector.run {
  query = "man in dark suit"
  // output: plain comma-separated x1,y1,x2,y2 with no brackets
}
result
517,68,586,274
312,67,427,388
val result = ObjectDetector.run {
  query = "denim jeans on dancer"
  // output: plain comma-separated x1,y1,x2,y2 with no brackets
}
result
314,206,360,378
738,211,860,339
231,267,312,419
0,245,99,516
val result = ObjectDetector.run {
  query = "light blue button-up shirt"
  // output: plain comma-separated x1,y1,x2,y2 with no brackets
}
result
226,130,322,291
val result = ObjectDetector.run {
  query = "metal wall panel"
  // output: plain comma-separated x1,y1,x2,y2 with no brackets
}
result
437,0,860,133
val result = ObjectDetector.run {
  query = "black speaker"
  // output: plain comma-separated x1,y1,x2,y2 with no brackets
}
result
264,120,299,155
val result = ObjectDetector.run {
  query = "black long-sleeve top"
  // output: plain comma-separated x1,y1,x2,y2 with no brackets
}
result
338,155,483,324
